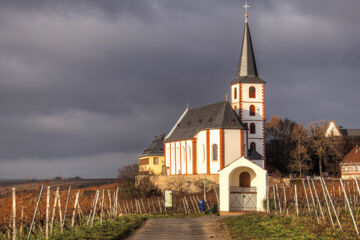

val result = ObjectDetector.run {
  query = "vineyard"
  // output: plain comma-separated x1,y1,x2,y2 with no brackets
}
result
268,177,360,239
4,177,360,239
0,180,218,240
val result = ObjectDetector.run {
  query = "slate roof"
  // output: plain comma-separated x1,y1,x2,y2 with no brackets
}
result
340,146,360,165
237,22,258,77
231,21,265,84
139,134,165,157
340,129,360,136
248,149,264,160
165,101,245,142
231,75,265,84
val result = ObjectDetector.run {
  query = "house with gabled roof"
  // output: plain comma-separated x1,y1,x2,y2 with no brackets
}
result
138,134,165,175
340,146,360,179
325,120,360,137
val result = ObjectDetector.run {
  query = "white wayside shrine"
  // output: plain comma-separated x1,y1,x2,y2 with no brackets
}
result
164,4,268,213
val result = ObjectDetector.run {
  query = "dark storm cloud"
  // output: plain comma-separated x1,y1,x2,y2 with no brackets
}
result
0,0,359,178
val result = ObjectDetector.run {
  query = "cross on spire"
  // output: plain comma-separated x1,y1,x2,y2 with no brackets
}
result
243,2,251,22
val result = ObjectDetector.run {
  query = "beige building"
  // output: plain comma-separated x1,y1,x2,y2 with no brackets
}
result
139,134,165,175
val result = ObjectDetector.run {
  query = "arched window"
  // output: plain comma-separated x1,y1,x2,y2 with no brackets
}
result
250,142,256,151
250,123,256,134
249,105,255,116
234,87,237,99
212,144,218,161
239,172,251,187
249,86,256,98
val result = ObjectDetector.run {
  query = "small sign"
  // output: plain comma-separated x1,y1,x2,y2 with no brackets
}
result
164,190,172,208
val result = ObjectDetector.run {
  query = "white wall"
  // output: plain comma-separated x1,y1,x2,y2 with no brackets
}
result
165,143,170,171
209,129,220,174
170,142,175,175
219,156,267,213
224,129,241,166
195,130,207,174
186,140,193,174
240,83,264,103
241,102,264,121
325,121,341,137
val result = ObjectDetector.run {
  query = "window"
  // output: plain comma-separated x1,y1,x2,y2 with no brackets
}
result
250,123,256,134
250,105,255,116
212,144,218,161
249,86,256,98
344,167,348,172
234,87,237,99
153,157,158,165
140,158,149,165
250,142,256,151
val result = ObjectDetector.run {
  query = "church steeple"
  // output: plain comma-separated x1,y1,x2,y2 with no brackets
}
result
230,3,266,168
237,3,258,77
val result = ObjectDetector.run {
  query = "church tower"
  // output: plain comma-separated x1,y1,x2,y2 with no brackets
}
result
230,4,266,167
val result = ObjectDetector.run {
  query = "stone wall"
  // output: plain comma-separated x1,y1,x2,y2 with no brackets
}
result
136,174,219,192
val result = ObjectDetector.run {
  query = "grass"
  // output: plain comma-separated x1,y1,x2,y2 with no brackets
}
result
26,213,207,240
224,213,356,240
28,216,146,240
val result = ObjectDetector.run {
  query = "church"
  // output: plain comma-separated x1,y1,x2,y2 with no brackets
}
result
164,7,265,176
164,6,268,212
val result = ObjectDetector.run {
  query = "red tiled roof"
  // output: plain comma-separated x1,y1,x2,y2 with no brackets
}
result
341,146,360,164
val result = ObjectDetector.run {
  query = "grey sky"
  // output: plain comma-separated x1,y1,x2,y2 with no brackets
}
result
0,0,359,178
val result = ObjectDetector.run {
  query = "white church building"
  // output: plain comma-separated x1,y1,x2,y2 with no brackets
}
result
164,7,267,212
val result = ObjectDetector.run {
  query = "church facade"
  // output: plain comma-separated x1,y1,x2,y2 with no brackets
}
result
164,10,265,176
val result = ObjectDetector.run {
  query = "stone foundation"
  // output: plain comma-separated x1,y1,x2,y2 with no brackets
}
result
136,174,219,192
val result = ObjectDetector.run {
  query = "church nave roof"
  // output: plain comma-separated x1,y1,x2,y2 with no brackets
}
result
165,101,245,142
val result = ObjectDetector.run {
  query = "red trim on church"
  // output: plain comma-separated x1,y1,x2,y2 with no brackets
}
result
220,129,224,170
192,138,197,174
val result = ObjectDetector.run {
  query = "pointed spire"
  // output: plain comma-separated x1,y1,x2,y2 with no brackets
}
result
237,3,258,77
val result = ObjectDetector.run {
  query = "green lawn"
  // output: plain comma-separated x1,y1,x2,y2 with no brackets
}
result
224,213,353,240
49,216,146,240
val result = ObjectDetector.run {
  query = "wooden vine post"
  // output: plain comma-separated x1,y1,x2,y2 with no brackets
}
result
27,184,44,240
46,186,50,240
62,185,72,228
71,190,80,229
319,178,335,229
294,184,299,216
12,187,16,240
340,179,359,236
321,177,342,231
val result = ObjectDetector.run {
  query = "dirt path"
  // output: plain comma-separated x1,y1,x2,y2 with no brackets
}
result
126,216,230,240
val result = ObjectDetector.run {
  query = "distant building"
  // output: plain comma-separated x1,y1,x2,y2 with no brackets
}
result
138,134,165,175
340,145,360,179
325,120,360,137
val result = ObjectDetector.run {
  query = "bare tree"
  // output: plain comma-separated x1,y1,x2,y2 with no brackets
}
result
309,121,329,176
289,123,311,177
117,163,139,183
